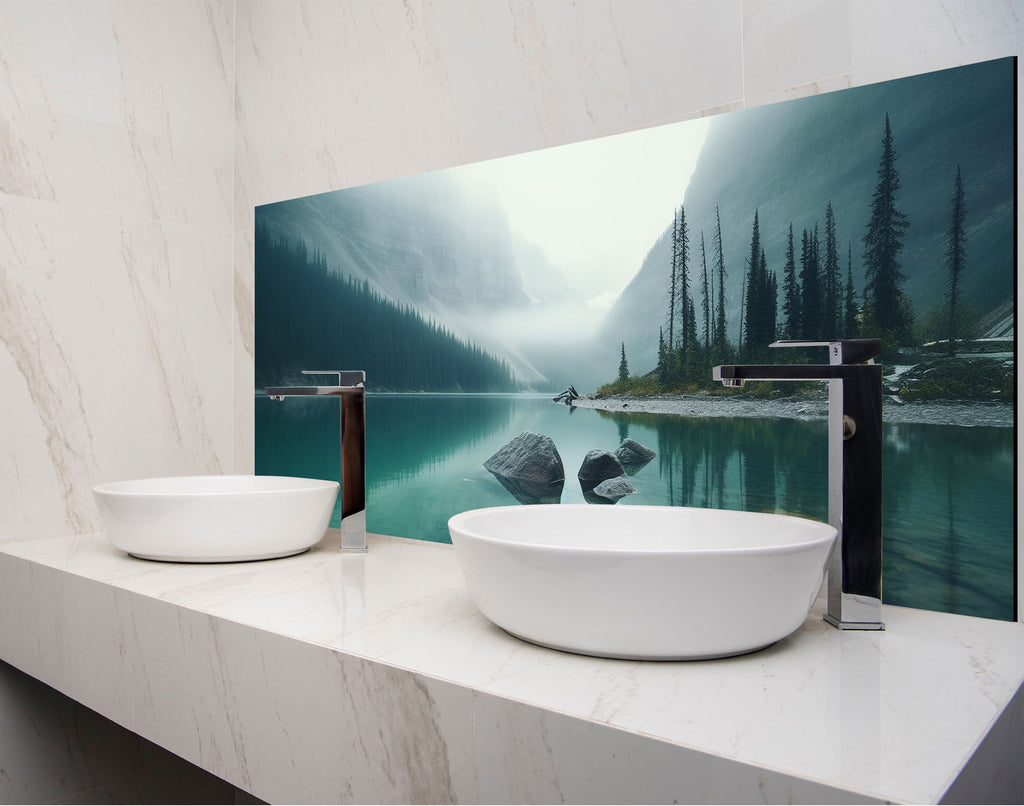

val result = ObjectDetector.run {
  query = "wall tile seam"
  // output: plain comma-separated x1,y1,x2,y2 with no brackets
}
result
739,0,747,110
230,0,239,477
738,34,1024,110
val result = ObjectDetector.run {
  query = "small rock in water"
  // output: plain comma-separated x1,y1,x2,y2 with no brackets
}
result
615,438,656,475
615,438,655,465
591,476,636,503
577,449,625,492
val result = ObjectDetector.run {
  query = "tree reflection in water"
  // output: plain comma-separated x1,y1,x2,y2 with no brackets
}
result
596,408,1014,621
257,394,1014,622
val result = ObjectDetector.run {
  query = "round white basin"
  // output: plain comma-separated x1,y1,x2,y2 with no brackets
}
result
93,475,339,562
448,504,837,660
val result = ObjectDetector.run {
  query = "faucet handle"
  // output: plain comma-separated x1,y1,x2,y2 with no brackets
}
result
302,370,341,386
770,339,881,365
301,370,366,387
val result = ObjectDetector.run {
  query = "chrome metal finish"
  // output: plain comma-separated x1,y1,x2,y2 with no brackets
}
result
713,339,884,630
265,370,367,553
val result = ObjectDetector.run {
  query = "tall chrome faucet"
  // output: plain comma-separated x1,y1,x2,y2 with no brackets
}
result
713,339,884,630
266,371,367,553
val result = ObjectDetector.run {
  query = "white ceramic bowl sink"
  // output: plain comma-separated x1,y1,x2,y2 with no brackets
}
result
93,475,339,562
448,504,837,661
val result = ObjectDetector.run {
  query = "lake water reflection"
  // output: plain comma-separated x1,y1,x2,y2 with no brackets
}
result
255,392,1014,622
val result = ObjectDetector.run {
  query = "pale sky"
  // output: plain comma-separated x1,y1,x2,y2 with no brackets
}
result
455,116,713,313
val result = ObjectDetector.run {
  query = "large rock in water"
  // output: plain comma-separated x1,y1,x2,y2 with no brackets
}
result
614,438,655,474
484,432,564,504
577,449,625,492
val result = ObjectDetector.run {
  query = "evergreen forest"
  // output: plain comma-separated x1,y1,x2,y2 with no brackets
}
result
603,112,998,399
254,223,519,392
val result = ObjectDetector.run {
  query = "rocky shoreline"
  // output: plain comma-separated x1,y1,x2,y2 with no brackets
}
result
572,393,1013,428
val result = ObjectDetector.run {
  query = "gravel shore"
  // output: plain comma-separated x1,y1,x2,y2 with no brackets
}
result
571,393,1013,428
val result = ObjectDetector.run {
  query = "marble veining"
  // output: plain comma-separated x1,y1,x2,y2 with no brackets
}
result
1,0,234,544
0,531,1020,803
0,197,233,540
0,1,233,225
0,199,99,538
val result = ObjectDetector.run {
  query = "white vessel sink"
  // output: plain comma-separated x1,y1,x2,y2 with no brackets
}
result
448,504,837,660
93,475,339,562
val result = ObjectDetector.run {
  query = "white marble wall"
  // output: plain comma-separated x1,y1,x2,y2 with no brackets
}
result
0,2,237,802
0,0,235,542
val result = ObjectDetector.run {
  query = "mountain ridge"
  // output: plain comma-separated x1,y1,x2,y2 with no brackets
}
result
598,58,1015,377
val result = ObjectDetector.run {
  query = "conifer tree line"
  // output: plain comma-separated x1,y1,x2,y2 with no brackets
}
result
254,223,519,392
634,113,971,390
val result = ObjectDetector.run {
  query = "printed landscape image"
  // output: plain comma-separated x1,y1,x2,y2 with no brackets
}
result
256,58,1015,622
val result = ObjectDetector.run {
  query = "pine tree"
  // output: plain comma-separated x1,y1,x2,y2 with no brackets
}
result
667,209,679,352
741,211,758,358
742,210,772,361
782,224,801,339
737,271,746,354
675,205,692,377
945,165,967,355
823,202,841,338
765,250,778,352
657,327,669,385
844,243,859,336
863,113,912,350
711,206,730,364
700,231,711,353
708,232,716,349
812,224,821,331
618,342,630,383
683,297,700,382
800,227,821,339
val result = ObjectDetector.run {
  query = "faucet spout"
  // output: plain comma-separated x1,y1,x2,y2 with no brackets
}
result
713,339,884,631
265,370,367,553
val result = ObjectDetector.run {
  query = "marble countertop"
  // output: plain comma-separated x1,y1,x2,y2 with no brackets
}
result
1,530,1022,804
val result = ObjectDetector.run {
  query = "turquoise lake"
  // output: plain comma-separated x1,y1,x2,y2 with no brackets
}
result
255,392,1015,622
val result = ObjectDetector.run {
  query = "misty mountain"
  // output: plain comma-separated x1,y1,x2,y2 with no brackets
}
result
257,171,578,385
255,224,518,392
600,58,1015,377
